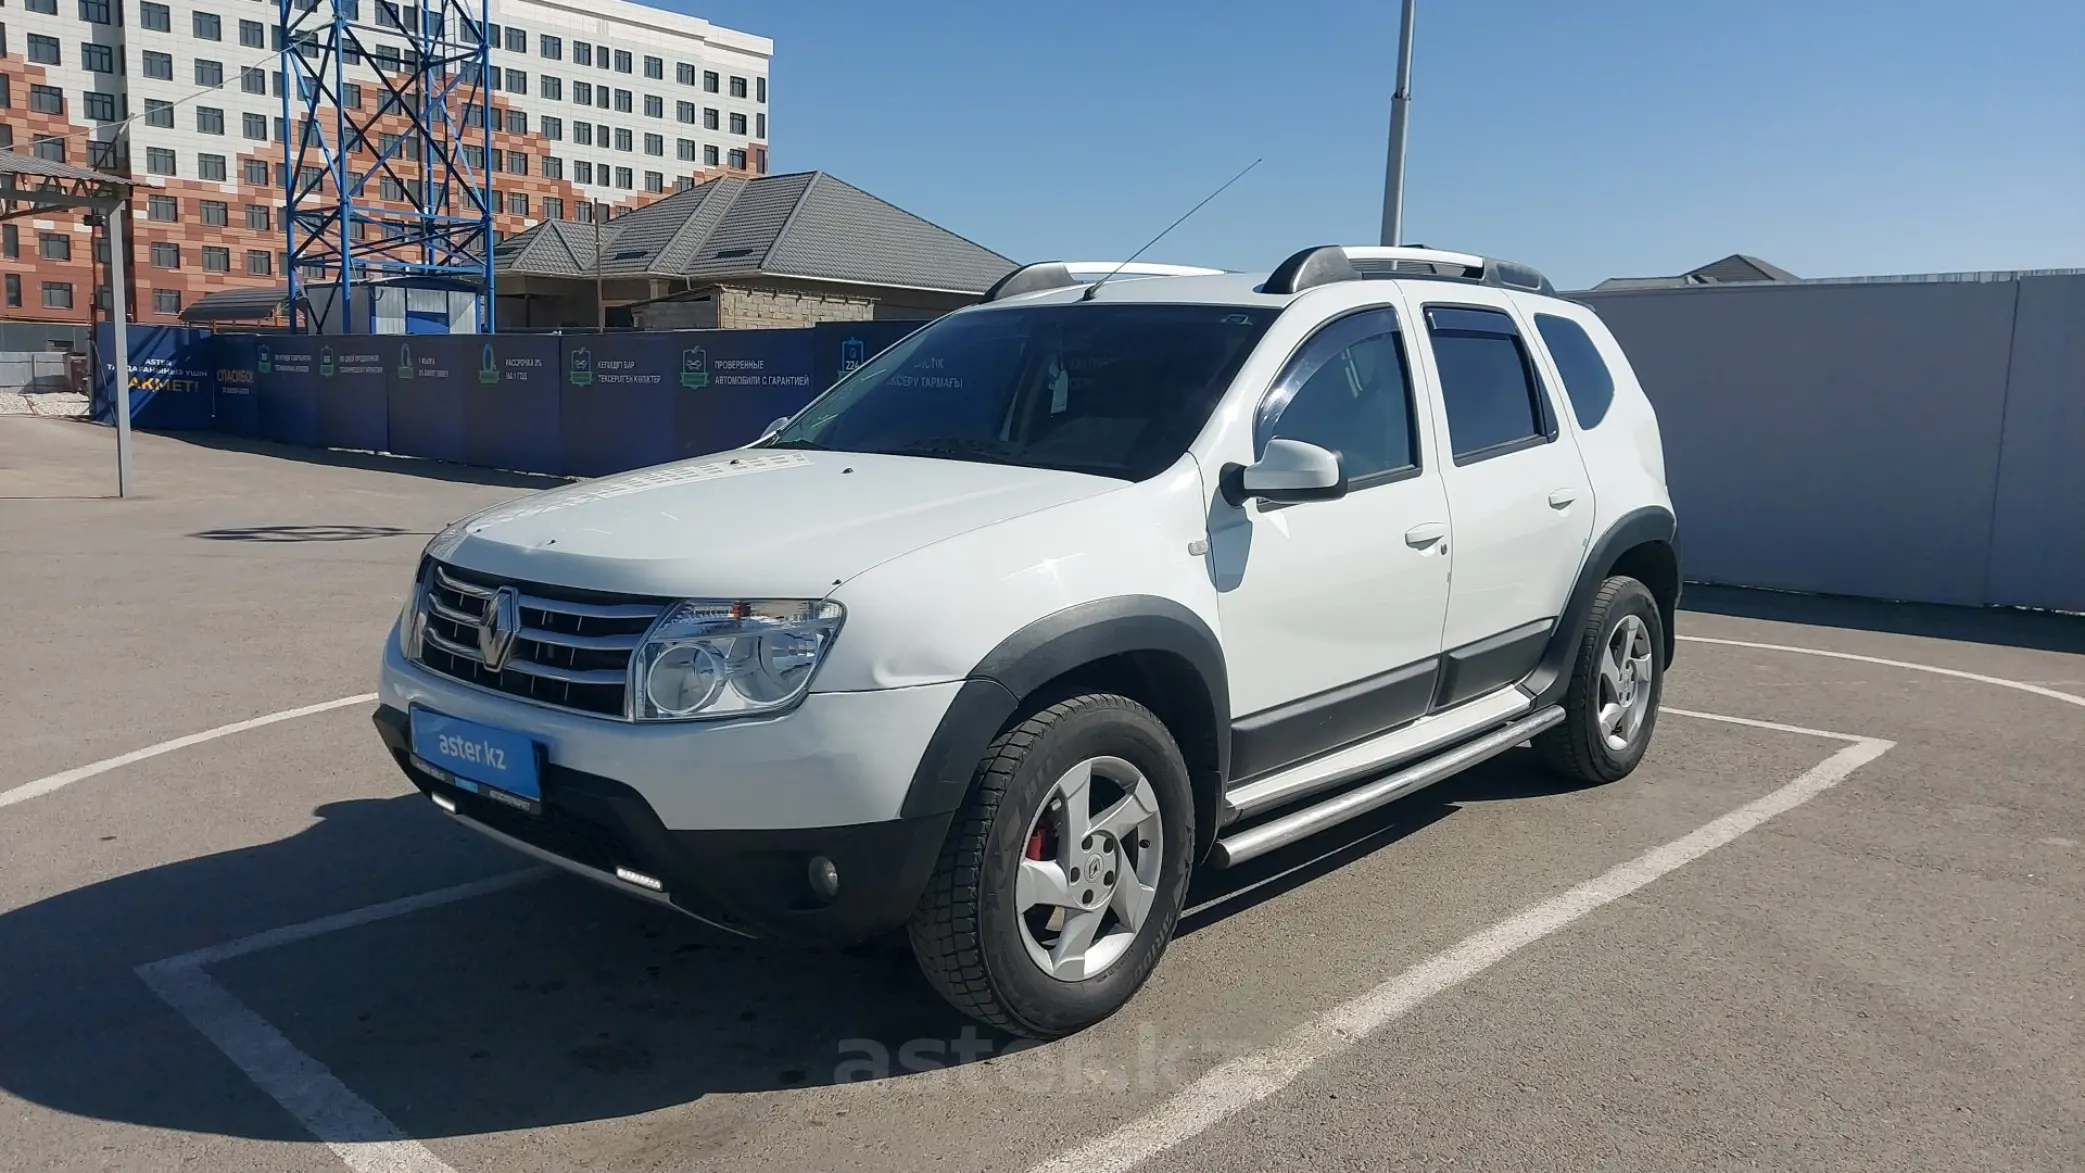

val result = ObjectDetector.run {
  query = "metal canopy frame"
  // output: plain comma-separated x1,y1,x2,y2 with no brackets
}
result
279,0,495,332
0,152,139,495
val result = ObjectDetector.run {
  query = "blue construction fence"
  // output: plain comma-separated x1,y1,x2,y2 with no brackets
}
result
91,320,925,478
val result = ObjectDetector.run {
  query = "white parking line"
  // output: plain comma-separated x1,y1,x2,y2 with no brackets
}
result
0,693,379,810
1027,715,1894,1173
1677,634,2085,709
136,870,543,1173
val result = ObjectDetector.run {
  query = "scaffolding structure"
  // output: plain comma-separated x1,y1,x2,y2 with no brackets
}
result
278,0,495,332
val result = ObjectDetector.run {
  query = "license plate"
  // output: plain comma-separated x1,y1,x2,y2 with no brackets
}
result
409,707,542,814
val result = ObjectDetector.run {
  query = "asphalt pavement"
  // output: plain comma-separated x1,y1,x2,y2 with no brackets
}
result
2,416,2079,1173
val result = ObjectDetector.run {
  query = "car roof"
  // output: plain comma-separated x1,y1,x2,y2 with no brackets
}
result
977,271,1294,309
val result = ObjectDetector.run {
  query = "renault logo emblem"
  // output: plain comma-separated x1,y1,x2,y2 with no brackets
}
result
478,586,522,671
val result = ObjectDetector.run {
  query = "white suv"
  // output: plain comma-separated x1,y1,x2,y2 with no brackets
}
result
374,245,1680,1038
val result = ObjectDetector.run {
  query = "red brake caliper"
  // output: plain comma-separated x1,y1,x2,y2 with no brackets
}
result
1025,826,1047,860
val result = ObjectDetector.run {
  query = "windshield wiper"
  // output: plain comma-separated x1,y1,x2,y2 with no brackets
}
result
879,438,1024,466
762,437,827,450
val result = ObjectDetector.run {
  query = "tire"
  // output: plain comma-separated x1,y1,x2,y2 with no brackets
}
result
908,693,1195,1039
1535,576,1666,784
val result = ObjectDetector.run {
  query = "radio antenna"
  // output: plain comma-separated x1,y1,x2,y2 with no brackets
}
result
1081,157,1263,301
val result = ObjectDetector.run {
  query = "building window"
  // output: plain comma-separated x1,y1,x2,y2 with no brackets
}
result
4,276,19,308
140,1,170,29
380,176,404,200
614,89,631,113
755,112,765,139
542,196,563,220
246,205,270,230
243,112,268,139
573,159,592,184
195,59,223,86
202,246,230,272
505,68,526,91
142,50,174,78
1,227,14,258
675,62,695,86
572,80,591,105
643,94,662,118
594,87,609,110
729,112,746,135
42,283,74,310
502,109,524,134
146,147,177,175
27,34,60,65
81,43,115,73
729,76,747,98
462,144,484,168
703,143,719,166
573,40,591,67
703,70,718,93
151,242,181,268
79,0,114,22
39,233,71,261
614,166,632,189
676,138,696,161
199,154,227,180
543,156,563,180
196,106,225,134
84,91,119,122
342,82,362,109
613,49,631,73
506,152,528,174
241,66,266,93
613,128,631,152
200,200,229,226
676,101,696,124
540,75,561,101
757,76,766,103
703,107,718,130
236,18,265,47
193,11,221,39
147,195,178,221
572,122,592,146
141,100,174,129
246,250,271,275
33,136,67,163
244,159,269,184
728,148,746,170
644,171,663,192
504,26,525,52
504,190,527,214
540,34,561,60
642,132,662,156
542,115,562,140
152,289,181,314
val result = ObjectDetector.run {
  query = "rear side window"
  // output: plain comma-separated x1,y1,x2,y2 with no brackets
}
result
1534,313,1616,429
1255,308,1416,483
1423,306,1550,462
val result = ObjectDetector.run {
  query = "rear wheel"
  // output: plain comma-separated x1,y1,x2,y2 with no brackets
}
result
908,694,1194,1039
1536,576,1665,784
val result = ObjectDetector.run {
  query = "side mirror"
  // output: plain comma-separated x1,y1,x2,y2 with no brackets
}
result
1221,438,1348,507
756,416,790,443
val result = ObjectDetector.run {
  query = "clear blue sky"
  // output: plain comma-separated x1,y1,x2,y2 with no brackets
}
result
661,0,2083,290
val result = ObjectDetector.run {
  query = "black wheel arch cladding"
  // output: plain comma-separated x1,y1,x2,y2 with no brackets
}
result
1525,505,1681,709
899,596,1231,823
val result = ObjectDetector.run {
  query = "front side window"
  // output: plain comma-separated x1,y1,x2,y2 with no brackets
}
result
769,305,1276,482
1423,305,1552,461
1532,314,1616,429
1255,309,1418,483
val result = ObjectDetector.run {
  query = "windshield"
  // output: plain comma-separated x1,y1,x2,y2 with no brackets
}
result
766,304,1275,480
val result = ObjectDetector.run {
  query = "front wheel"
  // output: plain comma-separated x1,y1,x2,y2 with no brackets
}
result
1535,576,1665,784
908,694,1194,1039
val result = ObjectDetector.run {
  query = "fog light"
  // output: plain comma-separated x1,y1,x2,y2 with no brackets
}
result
808,855,840,901
614,866,665,892
429,792,458,814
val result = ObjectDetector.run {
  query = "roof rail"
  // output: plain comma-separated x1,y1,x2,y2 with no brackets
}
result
981,260,1228,303
1263,246,1554,296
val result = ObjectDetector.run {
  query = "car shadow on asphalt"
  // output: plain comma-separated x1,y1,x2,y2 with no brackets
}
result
0,749,1569,1145
161,430,575,490
1681,582,2085,655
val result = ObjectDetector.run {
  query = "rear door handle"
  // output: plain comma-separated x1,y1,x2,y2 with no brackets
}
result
1404,522,1448,548
1547,488,1578,510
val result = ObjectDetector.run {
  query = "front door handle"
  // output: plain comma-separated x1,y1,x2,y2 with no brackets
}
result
1547,488,1579,510
1404,521,1448,549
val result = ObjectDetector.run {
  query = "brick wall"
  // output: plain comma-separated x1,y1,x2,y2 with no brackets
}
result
0,58,102,325
716,283,874,330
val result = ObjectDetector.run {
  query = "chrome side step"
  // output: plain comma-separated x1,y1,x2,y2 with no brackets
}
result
1209,705,1565,868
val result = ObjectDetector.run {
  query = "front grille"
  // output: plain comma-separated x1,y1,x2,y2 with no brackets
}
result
413,561,667,717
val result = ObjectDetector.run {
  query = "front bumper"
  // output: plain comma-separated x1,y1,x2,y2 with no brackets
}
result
374,705,951,942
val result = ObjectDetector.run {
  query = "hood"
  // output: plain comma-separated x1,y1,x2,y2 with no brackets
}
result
431,449,1123,598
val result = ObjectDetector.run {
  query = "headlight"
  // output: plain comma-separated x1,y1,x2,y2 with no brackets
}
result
396,561,429,658
630,599,844,721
